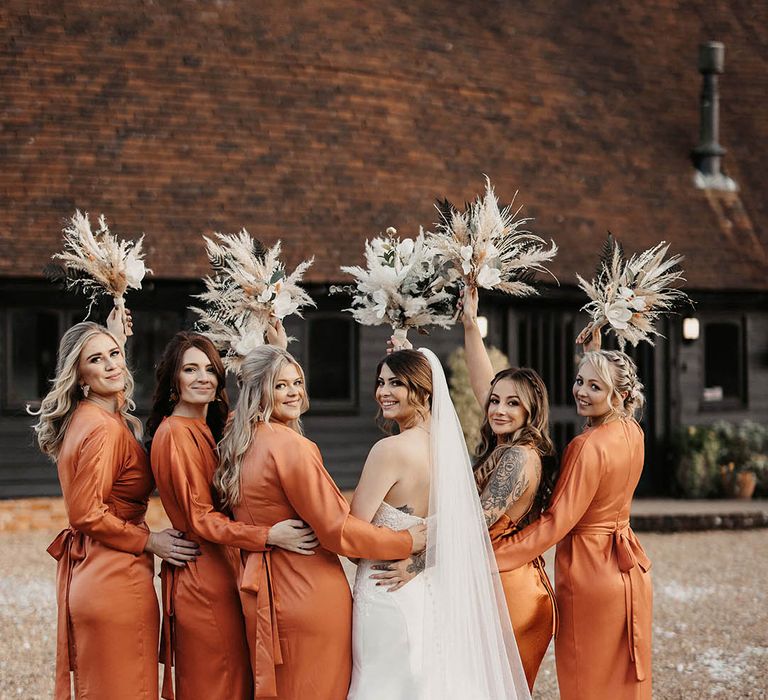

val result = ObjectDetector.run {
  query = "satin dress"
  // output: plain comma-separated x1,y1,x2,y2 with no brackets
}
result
487,459,557,691
150,415,272,700
495,419,652,700
47,401,158,700
233,421,413,699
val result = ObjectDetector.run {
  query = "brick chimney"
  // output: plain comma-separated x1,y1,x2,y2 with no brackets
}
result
692,41,737,191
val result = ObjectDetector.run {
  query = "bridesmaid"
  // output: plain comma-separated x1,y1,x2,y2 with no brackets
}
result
31,320,198,700
215,344,426,699
146,331,318,700
494,331,653,700
462,286,557,690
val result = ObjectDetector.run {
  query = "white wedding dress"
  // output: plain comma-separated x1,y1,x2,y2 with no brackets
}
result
346,348,530,700
348,502,427,699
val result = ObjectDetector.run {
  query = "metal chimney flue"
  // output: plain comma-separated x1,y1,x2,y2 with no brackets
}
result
693,42,725,176
692,42,738,191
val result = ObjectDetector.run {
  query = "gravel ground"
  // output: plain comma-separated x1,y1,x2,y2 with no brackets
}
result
1,530,766,699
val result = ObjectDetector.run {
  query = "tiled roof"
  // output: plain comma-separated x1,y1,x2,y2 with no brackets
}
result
1,1,766,289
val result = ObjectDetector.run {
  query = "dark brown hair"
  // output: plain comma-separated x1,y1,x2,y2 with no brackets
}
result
474,367,558,513
375,349,433,431
146,332,229,444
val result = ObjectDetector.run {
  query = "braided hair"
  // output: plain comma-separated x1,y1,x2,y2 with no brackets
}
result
580,350,645,420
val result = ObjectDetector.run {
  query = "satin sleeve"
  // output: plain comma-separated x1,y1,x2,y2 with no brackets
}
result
64,420,149,554
165,430,270,551
274,439,412,560
493,432,604,572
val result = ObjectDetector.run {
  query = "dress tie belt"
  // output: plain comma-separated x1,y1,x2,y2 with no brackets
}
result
571,522,652,681
47,527,86,700
159,561,181,700
240,550,283,697
490,516,560,638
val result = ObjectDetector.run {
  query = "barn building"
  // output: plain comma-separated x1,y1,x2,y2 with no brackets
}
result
1,1,766,497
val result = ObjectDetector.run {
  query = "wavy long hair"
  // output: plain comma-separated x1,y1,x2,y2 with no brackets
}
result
29,322,142,460
474,367,557,513
145,332,229,446
374,349,433,433
579,350,645,422
215,345,308,508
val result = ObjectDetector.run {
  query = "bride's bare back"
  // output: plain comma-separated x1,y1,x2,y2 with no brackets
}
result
350,425,431,523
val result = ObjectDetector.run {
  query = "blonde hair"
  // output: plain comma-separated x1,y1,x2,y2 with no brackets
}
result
29,322,142,460
579,350,645,421
215,345,308,508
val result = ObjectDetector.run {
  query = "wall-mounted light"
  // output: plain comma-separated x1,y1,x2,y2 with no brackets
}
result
477,316,489,339
682,317,700,342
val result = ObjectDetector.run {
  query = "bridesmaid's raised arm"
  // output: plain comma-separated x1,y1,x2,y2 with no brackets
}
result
461,286,495,407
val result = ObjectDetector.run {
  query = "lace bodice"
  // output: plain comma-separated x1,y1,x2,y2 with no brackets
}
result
371,501,425,530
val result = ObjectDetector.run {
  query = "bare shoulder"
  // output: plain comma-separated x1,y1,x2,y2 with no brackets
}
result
368,432,411,462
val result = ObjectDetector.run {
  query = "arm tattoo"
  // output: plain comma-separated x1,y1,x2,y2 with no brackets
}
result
396,504,415,515
406,550,426,575
480,447,530,528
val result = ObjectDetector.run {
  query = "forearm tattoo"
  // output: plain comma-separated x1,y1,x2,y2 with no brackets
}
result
406,550,426,575
480,447,529,528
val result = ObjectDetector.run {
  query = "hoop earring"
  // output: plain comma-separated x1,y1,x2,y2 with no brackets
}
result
81,384,90,398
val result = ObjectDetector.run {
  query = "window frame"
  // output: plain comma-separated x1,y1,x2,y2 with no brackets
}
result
700,316,748,411
1,307,78,415
302,312,359,414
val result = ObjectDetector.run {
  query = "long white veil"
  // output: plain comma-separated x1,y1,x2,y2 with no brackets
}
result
420,348,531,700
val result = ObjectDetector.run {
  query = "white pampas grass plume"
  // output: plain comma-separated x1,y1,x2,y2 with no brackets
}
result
53,210,151,330
190,229,315,371
577,236,691,349
428,177,557,296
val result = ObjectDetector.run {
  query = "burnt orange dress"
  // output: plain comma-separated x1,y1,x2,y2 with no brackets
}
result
489,508,556,689
47,401,158,700
234,421,413,699
495,419,653,700
151,415,273,700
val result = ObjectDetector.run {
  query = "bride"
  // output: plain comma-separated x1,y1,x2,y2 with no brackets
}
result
347,344,530,700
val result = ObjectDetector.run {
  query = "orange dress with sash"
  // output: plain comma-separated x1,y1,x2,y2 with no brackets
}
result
494,419,653,700
233,422,413,699
150,416,272,700
489,509,556,689
47,401,158,700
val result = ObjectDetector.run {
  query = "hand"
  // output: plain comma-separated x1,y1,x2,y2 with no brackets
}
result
460,285,479,330
386,334,413,354
576,322,603,352
407,522,427,554
265,315,288,350
370,557,419,592
267,519,318,555
106,306,132,346
145,528,200,566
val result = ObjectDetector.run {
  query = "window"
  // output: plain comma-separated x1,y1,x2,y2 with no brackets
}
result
304,314,357,411
3,309,68,412
703,321,745,405
126,310,186,411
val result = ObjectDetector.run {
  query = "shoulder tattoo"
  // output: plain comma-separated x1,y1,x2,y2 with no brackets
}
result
480,447,530,526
